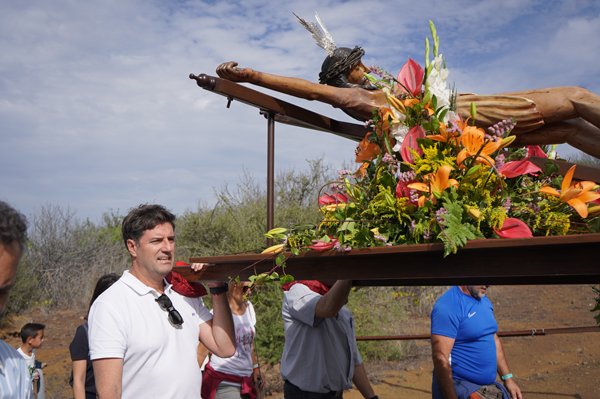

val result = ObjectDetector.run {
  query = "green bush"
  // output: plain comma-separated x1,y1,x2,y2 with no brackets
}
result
252,284,285,365
348,287,411,361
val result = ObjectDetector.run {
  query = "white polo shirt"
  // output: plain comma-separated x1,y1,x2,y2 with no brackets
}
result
88,270,212,398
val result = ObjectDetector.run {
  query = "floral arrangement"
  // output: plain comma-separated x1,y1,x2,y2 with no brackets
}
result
263,21,600,259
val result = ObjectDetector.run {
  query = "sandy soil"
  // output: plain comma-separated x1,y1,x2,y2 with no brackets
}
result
1,284,598,399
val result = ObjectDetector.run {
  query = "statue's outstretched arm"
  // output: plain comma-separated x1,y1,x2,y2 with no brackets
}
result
216,62,381,120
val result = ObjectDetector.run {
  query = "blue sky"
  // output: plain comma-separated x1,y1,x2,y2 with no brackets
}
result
2,0,599,222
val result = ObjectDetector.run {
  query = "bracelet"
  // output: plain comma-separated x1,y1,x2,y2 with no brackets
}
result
252,363,259,369
501,373,513,381
370,396,379,399
209,285,228,295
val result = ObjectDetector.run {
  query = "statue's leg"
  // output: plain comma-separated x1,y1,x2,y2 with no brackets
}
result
501,87,600,130
512,119,600,159
569,87,600,130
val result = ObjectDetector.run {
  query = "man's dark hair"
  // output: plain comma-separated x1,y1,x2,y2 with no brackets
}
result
319,46,372,89
121,204,176,248
20,322,45,343
0,200,28,251
87,273,120,316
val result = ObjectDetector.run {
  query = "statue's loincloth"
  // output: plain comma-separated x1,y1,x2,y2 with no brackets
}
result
456,94,544,134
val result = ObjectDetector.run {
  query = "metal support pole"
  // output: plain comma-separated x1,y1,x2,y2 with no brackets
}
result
266,111,275,246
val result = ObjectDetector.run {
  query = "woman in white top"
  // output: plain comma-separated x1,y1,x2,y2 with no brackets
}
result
200,281,263,399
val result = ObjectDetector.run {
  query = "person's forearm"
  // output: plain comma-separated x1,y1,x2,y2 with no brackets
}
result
495,334,511,377
73,382,85,399
210,293,236,357
93,358,123,399
197,342,209,367
72,360,87,399
352,362,376,398
432,360,457,399
315,280,353,318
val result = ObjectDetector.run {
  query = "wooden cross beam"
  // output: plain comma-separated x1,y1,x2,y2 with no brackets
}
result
176,233,600,286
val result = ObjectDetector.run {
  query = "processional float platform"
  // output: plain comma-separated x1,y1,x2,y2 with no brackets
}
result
176,233,600,286
188,73,600,287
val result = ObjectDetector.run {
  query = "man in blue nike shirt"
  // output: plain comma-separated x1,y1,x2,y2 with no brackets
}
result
431,286,523,399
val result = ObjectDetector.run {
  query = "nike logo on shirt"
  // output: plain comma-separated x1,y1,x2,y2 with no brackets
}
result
468,312,476,318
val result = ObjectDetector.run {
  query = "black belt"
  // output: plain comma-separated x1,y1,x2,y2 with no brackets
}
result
283,380,343,398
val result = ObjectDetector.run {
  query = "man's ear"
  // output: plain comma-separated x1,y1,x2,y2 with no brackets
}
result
126,239,137,257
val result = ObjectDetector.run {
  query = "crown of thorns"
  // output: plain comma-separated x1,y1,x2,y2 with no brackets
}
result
294,12,364,83
318,46,365,84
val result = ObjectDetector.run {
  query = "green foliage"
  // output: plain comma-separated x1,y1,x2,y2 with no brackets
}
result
14,205,128,312
6,255,41,314
348,287,411,361
252,284,285,365
592,286,600,326
438,193,483,256
177,161,329,259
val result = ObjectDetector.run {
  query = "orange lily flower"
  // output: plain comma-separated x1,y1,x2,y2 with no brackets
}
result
355,162,369,178
355,134,380,163
428,122,458,143
407,165,458,206
539,165,600,218
401,97,434,116
456,126,502,166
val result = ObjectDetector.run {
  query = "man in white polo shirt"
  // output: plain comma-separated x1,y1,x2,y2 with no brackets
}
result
0,201,33,399
88,204,235,398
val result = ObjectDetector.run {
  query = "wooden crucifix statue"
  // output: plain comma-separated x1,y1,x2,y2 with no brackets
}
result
215,14,600,159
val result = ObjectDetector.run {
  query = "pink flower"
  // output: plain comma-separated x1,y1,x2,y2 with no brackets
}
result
494,218,533,239
395,179,418,205
527,145,547,158
400,126,425,164
318,193,349,206
309,238,338,252
396,58,424,97
499,160,542,178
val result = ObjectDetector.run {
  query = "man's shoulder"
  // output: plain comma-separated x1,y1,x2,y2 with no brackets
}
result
0,339,20,357
432,287,459,307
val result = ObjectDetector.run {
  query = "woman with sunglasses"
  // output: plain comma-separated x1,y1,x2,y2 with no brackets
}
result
199,280,264,399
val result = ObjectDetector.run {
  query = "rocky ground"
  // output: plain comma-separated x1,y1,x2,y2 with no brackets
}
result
1,284,598,398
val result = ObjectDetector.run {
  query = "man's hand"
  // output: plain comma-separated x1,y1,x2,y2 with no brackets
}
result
252,367,264,392
190,263,224,288
216,61,253,82
504,378,523,399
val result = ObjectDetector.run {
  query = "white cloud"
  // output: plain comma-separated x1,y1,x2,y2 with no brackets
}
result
1,0,598,221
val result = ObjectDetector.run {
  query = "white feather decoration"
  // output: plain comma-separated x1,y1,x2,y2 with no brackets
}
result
293,12,336,56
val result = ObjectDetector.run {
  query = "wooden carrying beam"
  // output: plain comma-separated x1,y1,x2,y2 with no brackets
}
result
189,73,368,141
179,233,600,286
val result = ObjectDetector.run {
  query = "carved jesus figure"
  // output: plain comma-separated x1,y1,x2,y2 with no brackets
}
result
216,46,600,159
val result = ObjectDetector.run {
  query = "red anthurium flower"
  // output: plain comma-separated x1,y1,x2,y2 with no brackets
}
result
396,58,424,97
318,194,336,205
592,190,600,205
499,160,542,178
333,193,349,203
494,218,533,239
395,179,418,205
400,126,425,164
527,145,547,158
308,238,338,252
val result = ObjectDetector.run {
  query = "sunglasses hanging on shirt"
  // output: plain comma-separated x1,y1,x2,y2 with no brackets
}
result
155,294,184,326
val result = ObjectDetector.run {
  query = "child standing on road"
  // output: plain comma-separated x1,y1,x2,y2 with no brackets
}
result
17,322,46,399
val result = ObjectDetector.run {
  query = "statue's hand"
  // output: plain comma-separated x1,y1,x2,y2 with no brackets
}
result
216,61,252,82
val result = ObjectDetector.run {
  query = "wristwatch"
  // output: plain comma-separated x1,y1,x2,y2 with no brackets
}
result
209,285,228,295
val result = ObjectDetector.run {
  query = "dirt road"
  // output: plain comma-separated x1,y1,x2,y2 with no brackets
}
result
2,285,598,398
